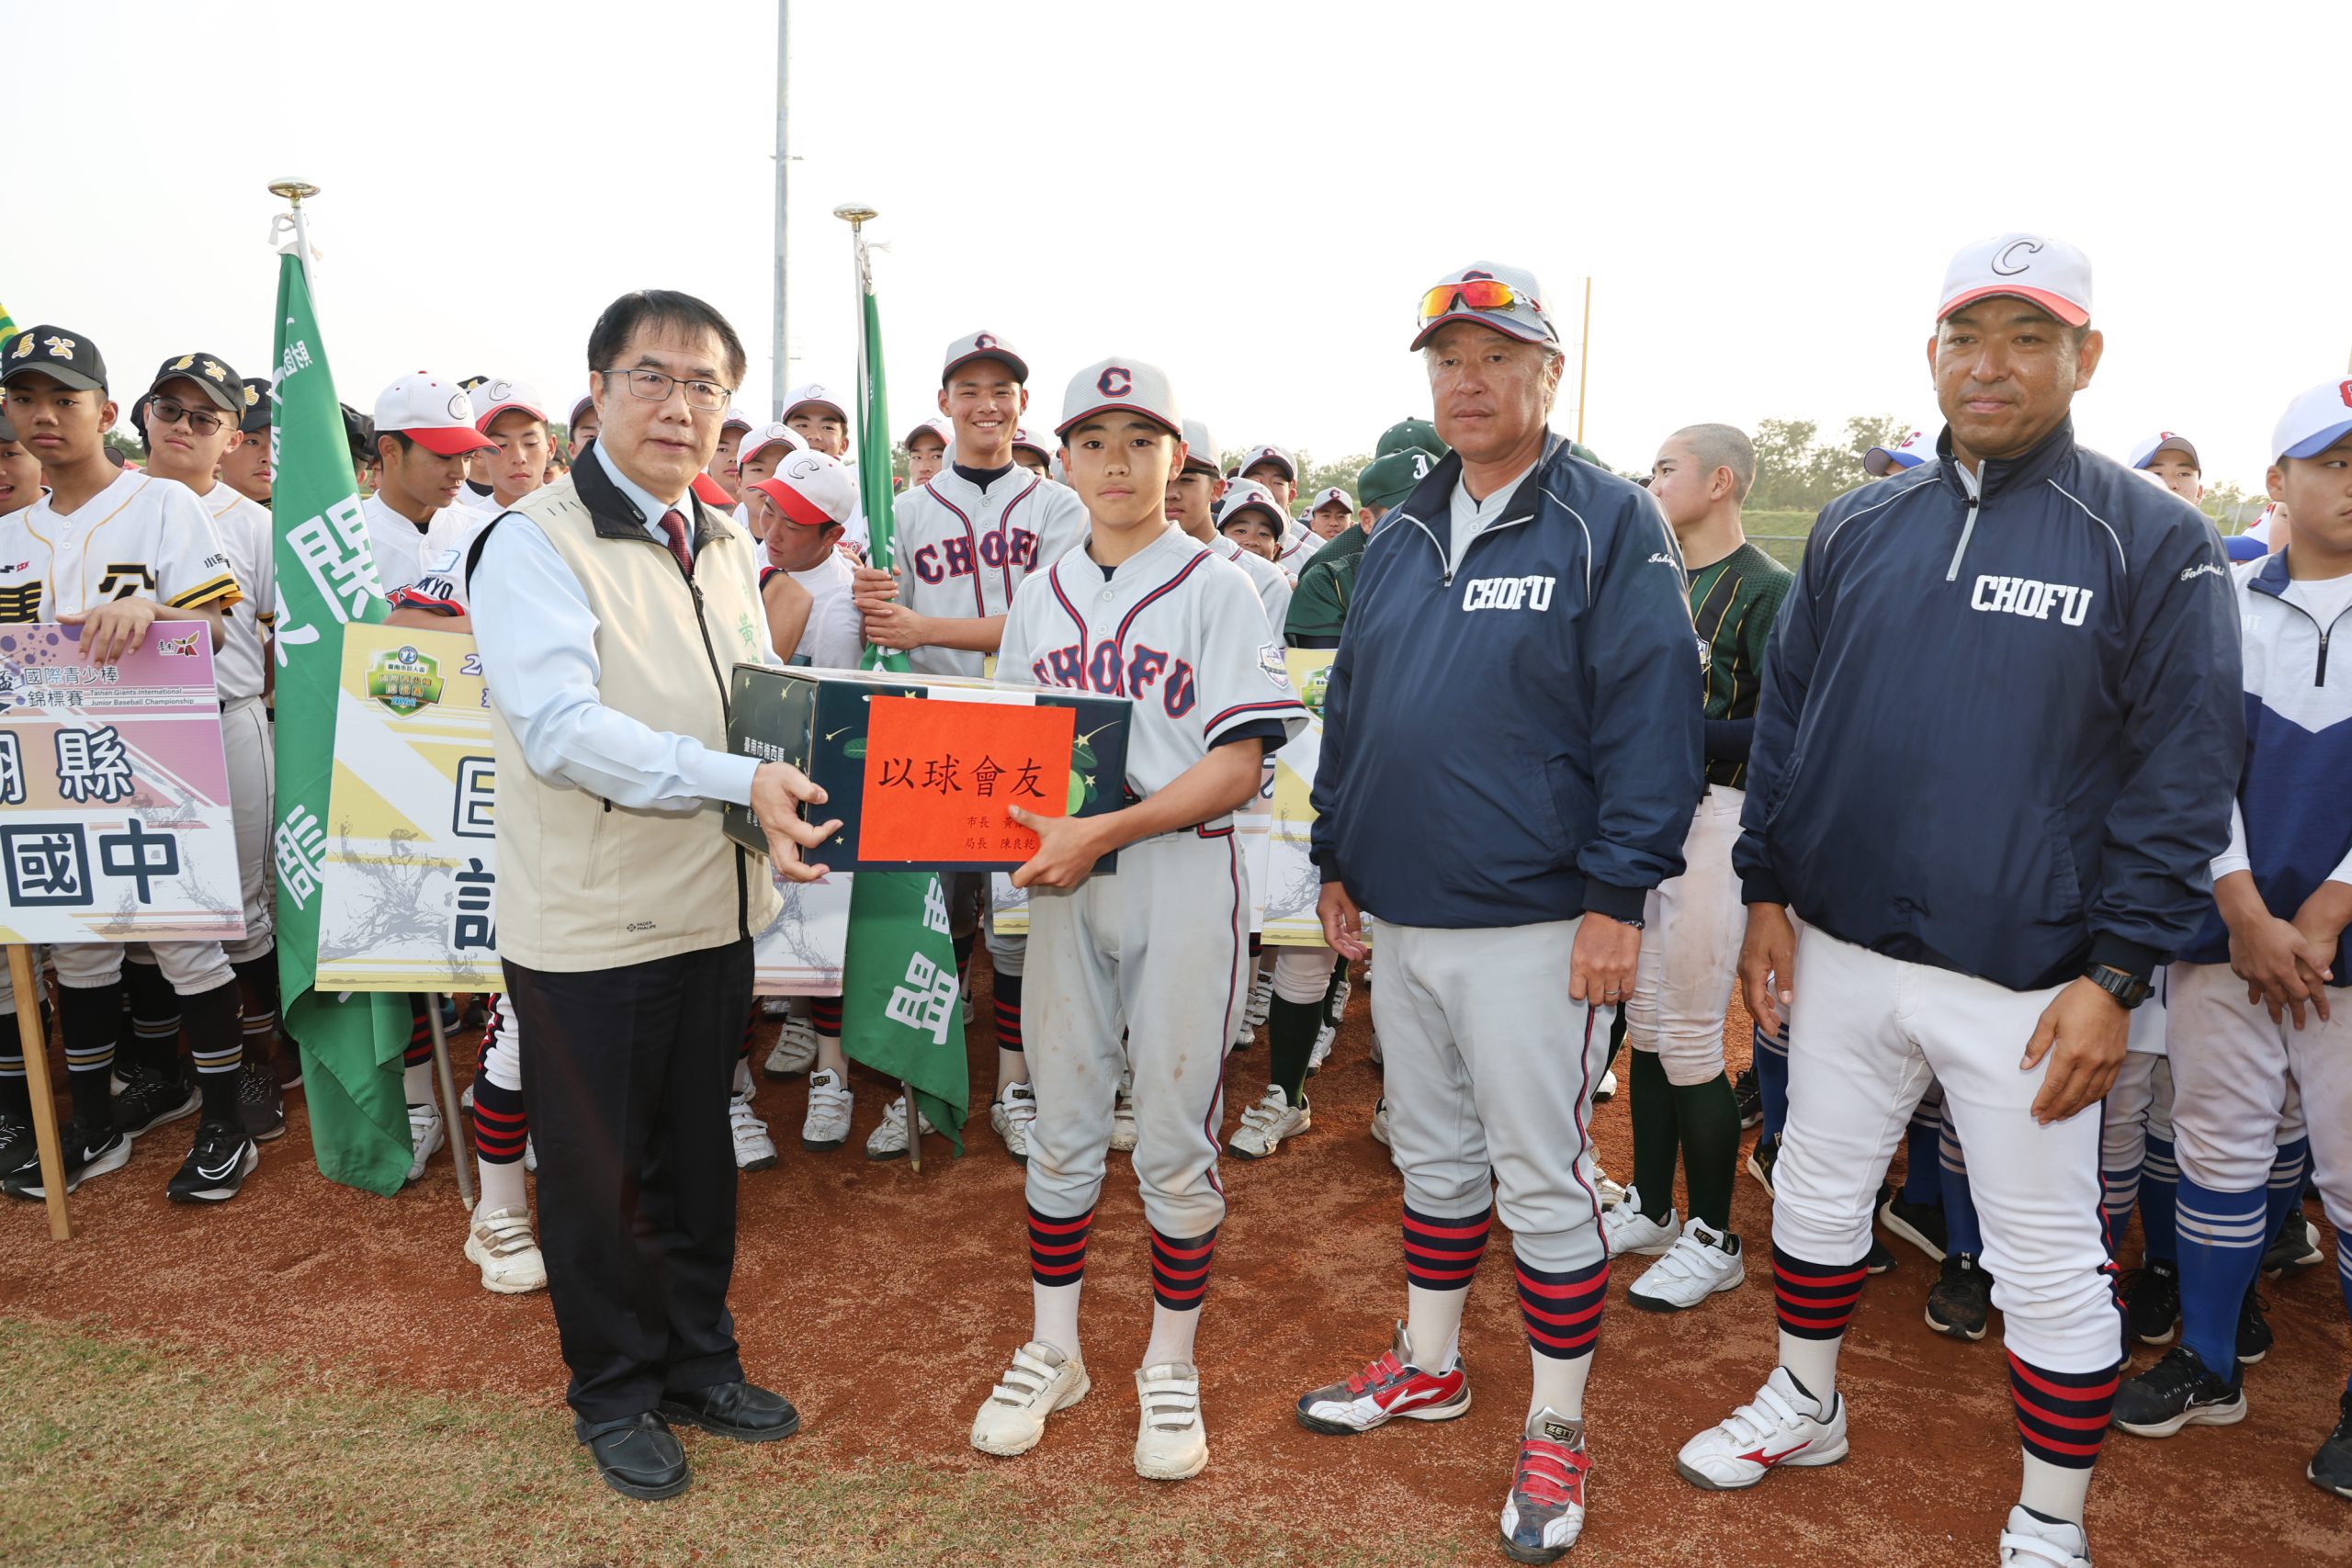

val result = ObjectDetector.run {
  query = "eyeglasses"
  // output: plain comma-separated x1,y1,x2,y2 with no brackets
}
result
1415,278,1542,330
149,396,226,436
601,367,735,413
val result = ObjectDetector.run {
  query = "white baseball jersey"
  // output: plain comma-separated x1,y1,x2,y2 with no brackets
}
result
0,468,240,625
200,484,277,702
364,492,481,594
889,466,1087,679
762,547,861,668
1000,525,1307,801
1210,534,1293,631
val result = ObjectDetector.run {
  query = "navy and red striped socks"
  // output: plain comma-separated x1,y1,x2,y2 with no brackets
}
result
2009,1353,2116,1470
1403,1202,1491,1292
993,973,1023,1054
1028,1205,1092,1288
471,1077,527,1166
1773,1246,1866,1340
1151,1225,1219,1311
810,996,842,1038
1517,1255,1609,1359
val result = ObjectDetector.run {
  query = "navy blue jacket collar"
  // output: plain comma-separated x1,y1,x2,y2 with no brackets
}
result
1932,416,2078,502
1391,430,1563,535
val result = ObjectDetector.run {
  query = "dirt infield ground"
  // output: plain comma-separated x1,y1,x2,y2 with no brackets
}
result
2,967,2345,1566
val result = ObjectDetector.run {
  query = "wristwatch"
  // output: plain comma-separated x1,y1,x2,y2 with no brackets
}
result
2082,963,2152,1010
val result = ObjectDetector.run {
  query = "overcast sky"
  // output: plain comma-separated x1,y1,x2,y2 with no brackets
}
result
8,0,2348,491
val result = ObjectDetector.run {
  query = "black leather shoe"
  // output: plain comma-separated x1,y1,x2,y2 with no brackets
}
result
575,1412,690,1499
658,1380,801,1443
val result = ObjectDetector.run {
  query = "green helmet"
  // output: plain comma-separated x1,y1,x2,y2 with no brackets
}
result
1357,448,1438,512
1375,417,1445,460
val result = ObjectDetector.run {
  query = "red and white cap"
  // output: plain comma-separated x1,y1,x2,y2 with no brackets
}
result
1056,357,1181,439
1937,233,2093,327
738,422,806,469
2128,431,2200,470
782,383,849,423
942,331,1029,386
470,378,548,430
375,372,496,456
1237,443,1297,483
901,415,953,450
750,448,860,530
1863,425,1935,476
1214,479,1283,529
1180,419,1219,476
1310,485,1355,512
1011,426,1056,462
720,407,754,433
2273,376,2352,462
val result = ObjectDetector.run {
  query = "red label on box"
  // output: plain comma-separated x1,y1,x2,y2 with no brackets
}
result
857,695,1077,863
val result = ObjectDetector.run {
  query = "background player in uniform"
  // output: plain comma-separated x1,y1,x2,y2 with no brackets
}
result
968,356,1304,1483
1676,235,2242,1568
1304,486,1355,541
851,332,1087,1163
1011,428,1054,479
2109,381,2352,1503
1170,418,1292,632
707,408,752,505
566,393,598,457
0,325,255,1204
469,380,556,514
2130,431,2203,504
1213,480,1286,564
903,415,950,490
1297,264,1704,1563
220,378,274,508
1601,424,1791,1311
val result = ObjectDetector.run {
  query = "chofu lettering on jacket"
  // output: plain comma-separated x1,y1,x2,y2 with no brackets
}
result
999,526,1307,802
890,465,1088,679
0,468,241,624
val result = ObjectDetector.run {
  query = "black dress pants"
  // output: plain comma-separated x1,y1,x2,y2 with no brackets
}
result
506,938,752,1421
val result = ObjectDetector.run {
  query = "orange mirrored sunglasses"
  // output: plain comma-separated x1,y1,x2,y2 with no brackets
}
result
1416,278,1537,328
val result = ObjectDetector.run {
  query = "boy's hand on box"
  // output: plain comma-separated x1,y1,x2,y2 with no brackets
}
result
751,761,842,884
1008,807,1106,890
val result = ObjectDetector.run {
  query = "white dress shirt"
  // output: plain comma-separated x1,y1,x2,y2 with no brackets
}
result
469,440,775,810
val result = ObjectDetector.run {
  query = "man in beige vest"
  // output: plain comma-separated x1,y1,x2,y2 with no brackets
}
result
465,289,840,1501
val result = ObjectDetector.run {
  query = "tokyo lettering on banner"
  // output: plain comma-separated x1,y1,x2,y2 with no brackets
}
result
1261,649,1335,946
315,625,501,990
0,625,245,945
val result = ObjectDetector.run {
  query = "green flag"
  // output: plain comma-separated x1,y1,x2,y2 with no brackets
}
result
267,250,418,1196
839,232,967,1150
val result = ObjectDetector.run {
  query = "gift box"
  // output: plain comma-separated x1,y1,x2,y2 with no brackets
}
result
723,664,1133,872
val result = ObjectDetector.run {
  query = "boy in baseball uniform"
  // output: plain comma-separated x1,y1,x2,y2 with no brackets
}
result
2110,381,2352,1503
852,333,1087,1162
968,358,1305,1481
1168,420,1291,632
0,325,254,1204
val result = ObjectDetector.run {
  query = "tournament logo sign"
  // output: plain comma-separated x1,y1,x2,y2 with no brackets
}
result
366,644,444,716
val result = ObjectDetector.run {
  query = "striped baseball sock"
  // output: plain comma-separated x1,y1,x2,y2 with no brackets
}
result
2138,1135,2180,1266
122,959,181,1077
56,981,122,1126
810,995,842,1040
1773,1245,1863,1396
1150,1224,1219,1311
1752,1021,1790,1141
992,972,1023,1054
2175,1175,2267,1376
1940,1129,1984,1258
2266,1137,2312,1251
1027,1204,1093,1288
2010,1353,2117,1523
401,994,433,1102
181,979,244,1123
471,1075,526,1163
1403,1201,1491,1292
1516,1252,1609,1361
1902,1100,1942,1205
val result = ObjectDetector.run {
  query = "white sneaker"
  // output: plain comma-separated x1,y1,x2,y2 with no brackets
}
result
1245,970,1273,1029
1109,1074,1138,1153
1593,1163,1627,1211
990,1081,1037,1163
763,1016,818,1078
970,1340,1090,1457
1329,968,1352,1018
1601,1186,1678,1257
800,1068,853,1152
729,1090,778,1171
1369,1095,1391,1147
1594,1068,1618,1102
1501,1407,1591,1562
1674,1367,1849,1490
464,1204,548,1294
1134,1362,1208,1481
1227,1084,1309,1160
405,1100,444,1185
1306,1020,1336,1076
761,995,796,1019
1997,1505,2091,1567
865,1094,935,1160
1628,1218,1747,1311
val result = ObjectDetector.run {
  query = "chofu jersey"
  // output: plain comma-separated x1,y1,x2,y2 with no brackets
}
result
202,485,277,702
1688,541,1792,789
1000,526,1307,802
889,465,1087,678
0,468,241,624
364,492,482,594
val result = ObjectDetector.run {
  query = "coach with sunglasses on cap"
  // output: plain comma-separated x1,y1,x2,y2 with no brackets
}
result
1296,262,1703,1561
464,289,841,1501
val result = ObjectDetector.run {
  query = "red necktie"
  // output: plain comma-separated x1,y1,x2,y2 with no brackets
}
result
657,509,693,576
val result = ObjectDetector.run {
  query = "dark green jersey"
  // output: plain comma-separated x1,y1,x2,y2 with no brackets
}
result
1688,541,1792,789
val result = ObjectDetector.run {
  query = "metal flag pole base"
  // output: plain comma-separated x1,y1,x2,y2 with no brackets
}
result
424,993,476,1210
7,946,69,1240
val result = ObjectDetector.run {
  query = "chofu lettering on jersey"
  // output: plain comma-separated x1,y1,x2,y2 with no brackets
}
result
891,464,1088,680
1969,573,2095,625
1000,527,1306,802
1460,573,1556,613
0,468,241,624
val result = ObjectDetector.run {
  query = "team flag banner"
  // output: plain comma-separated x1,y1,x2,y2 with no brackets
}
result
314,624,851,993
0,627,243,945
842,231,967,1149
1261,649,1336,945
268,249,418,1197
